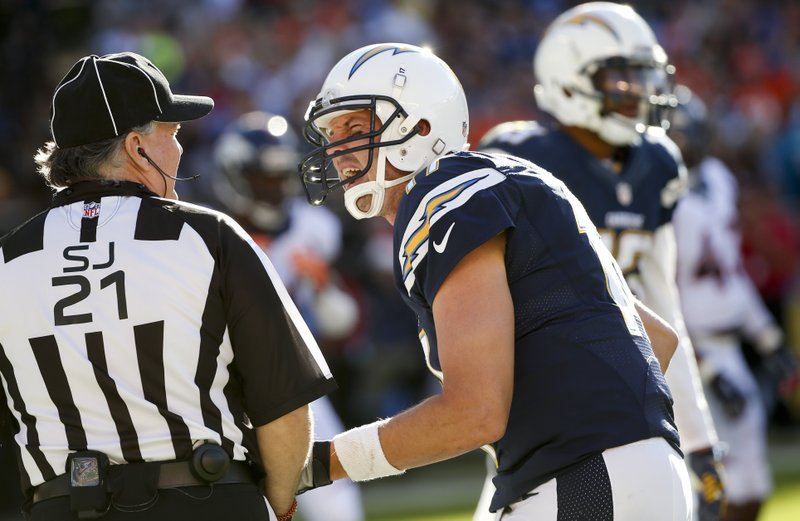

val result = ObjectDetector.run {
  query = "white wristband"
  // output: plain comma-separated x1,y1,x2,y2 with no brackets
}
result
332,418,405,482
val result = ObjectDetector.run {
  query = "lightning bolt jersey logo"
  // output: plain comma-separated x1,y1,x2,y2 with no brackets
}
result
349,44,418,79
398,167,505,293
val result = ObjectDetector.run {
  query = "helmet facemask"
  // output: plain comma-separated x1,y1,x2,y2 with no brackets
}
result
300,94,420,219
583,56,676,145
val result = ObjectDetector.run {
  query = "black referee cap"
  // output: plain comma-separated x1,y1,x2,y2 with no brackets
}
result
50,52,214,148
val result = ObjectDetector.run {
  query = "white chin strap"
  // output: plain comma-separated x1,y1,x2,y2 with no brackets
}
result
344,147,415,220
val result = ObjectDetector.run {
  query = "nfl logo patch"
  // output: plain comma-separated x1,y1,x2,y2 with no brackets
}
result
83,201,101,218
616,182,632,206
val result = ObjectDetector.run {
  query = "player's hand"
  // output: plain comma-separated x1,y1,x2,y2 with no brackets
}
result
761,345,799,400
688,447,726,521
710,373,746,418
297,441,333,494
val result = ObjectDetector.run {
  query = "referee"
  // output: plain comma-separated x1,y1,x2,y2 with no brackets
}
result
0,52,336,521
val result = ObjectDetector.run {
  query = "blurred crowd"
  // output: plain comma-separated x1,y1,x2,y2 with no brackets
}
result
2,0,800,428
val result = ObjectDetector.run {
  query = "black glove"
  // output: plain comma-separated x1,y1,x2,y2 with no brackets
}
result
297,441,333,494
710,373,746,419
761,345,799,399
688,447,726,521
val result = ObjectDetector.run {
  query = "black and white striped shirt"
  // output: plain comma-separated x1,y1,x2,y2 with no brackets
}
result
0,180,336,491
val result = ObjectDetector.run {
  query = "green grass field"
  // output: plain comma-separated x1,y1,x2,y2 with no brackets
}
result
757,436,800,521
758,473,800,521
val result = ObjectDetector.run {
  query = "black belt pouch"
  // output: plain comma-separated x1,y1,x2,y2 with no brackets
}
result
108,462,160,512
67,451,110,519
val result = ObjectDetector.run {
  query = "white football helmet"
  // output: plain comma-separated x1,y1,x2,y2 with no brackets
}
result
534,2,676,145
300,43,469,219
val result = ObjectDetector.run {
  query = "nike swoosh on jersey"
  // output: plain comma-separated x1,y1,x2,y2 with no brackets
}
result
432,222,456,253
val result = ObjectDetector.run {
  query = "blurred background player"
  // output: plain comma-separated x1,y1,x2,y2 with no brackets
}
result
670,85,799,521
478,3,725,520
211,111,364,521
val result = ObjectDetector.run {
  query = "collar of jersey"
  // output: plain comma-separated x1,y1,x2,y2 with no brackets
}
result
52,180,156,206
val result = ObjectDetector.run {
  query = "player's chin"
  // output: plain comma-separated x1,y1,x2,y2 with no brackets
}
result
356,195,373,212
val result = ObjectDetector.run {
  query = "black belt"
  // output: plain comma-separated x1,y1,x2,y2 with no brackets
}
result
33,460,255,504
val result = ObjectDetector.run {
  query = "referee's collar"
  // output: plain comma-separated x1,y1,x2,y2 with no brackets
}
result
52,180,157,206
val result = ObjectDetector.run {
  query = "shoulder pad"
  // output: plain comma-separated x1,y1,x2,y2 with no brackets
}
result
644,127,683,166
478,120,544,149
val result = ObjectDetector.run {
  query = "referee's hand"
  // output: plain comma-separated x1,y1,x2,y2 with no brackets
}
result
297,441,333,494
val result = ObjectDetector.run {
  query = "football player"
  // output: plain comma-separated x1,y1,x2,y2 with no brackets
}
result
478,3,725,520
671,85,798,521
295,42,692,521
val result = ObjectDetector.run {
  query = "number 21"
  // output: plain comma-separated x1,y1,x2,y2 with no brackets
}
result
52,271,128,326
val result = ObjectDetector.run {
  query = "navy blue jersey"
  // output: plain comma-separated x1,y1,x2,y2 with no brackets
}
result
480,122,686,295
393,151,679,511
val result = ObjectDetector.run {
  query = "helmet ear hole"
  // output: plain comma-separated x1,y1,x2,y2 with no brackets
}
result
417,119,431,137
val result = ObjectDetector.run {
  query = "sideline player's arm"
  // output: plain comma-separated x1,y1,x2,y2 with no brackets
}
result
634,298,678,373
328,232,515,479
256,404,312,514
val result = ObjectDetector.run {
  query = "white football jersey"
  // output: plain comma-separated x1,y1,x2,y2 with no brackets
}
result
674,157,776,338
